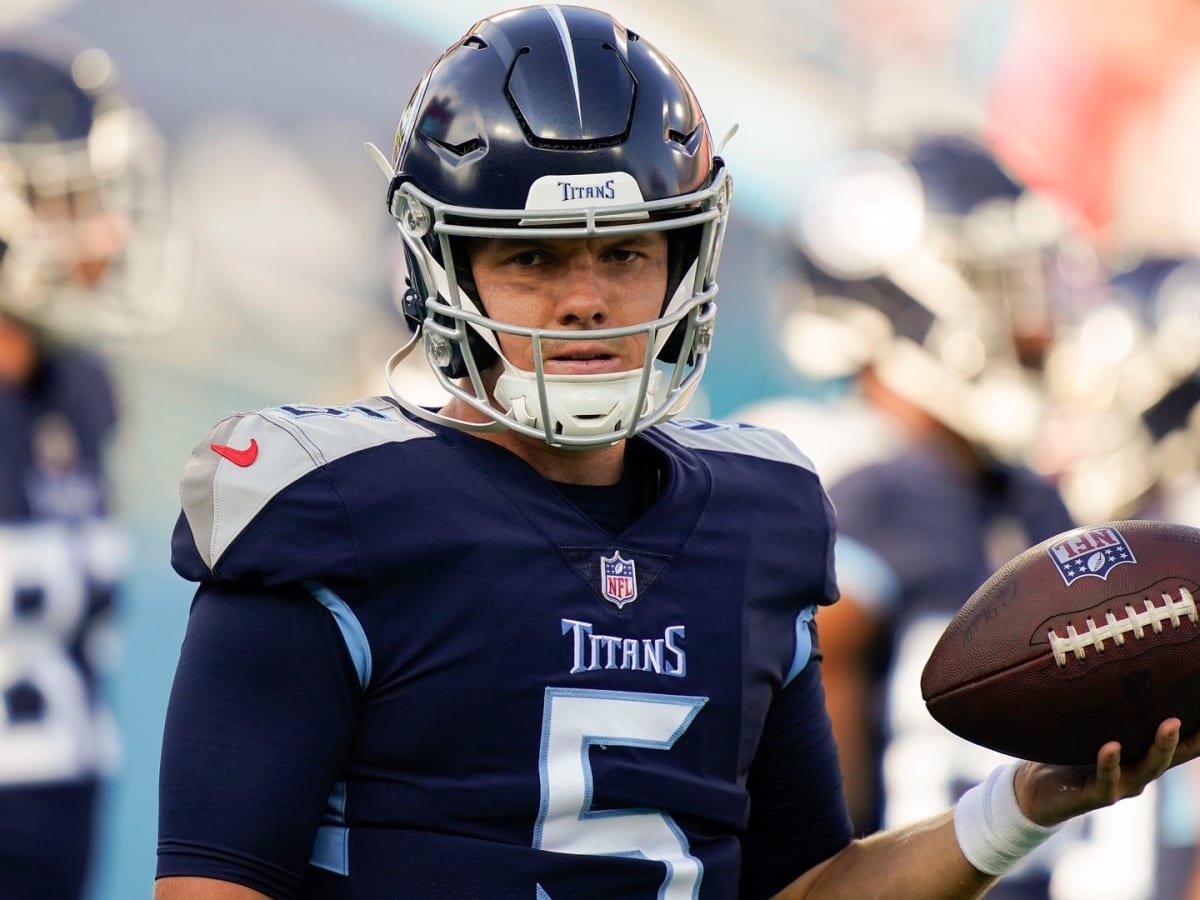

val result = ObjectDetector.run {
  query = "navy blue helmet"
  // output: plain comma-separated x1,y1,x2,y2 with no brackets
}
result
0,34,174,335
906,133,1024,217
376,4,732,449
1038,254,1200,522
783,132,1095,461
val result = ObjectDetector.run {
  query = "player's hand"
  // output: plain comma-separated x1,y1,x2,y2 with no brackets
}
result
1014,717,1200,827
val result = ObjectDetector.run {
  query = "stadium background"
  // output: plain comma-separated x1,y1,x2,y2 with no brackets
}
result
5,1,1197,897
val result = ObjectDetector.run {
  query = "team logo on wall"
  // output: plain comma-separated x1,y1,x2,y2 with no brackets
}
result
600,551,638,608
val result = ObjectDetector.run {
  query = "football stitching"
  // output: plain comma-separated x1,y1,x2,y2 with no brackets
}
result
1047,587,1198,667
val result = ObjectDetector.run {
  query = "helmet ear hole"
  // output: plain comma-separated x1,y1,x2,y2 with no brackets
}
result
657,323,688,365
663,226,702,308
435,321,497,380
657,225,704,365
399,246,498,380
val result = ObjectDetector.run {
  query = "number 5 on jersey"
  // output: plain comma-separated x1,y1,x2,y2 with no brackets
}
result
534,687,708,899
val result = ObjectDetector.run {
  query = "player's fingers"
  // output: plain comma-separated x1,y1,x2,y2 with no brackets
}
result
1170,720,1200,767
1157,718,1184,765
1093,741,1123,802
1124,718,1180,793
1148,718,1182,770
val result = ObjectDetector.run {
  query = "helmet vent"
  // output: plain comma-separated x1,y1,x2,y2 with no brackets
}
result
463,36,488,50
429,135,484,158
669,127,701,151
505,94,627,151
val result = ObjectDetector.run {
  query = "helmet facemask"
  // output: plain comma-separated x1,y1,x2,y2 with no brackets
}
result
375,3,732,450
386,166,730,449
0,43,180,340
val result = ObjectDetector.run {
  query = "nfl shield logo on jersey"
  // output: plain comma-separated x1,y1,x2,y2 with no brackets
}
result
601,551,638,608
1047,526,1137,586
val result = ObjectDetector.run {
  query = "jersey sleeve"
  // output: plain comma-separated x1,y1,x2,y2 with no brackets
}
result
739,618,854,899
170,399,430,585
156,580,361,896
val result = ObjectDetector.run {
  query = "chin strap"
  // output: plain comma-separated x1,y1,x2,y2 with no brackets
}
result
494,365,661,440
383,334,505,435
384,330,675,449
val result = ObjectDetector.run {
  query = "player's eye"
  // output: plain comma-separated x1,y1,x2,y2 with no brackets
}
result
509,248,549,267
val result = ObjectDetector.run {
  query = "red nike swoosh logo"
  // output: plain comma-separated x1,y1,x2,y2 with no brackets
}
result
210,438,259,467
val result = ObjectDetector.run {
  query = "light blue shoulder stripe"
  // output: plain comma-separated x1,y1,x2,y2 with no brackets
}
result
783,605,817,687
661,418,818,473
310,825,349,875
301,578,372,877
304,580,372,690
309,782,349,875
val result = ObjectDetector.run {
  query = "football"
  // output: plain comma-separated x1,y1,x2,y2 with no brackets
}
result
921,519,1200,765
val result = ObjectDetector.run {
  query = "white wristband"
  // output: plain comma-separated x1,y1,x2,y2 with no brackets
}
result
953,762,1063,876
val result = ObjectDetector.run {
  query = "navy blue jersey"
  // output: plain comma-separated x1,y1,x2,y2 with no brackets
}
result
831,443,1074,623
158,399,853,900
0,346,123,899
0,347,116,521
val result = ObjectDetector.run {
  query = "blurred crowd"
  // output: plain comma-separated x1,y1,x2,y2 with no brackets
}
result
3,0,1200,898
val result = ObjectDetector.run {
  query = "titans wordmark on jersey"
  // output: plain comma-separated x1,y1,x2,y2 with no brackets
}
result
160,399,853,899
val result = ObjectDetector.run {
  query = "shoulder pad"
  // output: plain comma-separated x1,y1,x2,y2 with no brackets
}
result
176,398,431,577
660,417,818,472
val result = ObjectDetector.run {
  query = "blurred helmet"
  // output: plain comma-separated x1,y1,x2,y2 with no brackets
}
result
0,32,174,337
783,132,1095,461
1042,255,1200,522
377,4,731,449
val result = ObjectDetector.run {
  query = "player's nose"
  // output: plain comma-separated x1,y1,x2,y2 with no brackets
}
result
556,254,609,327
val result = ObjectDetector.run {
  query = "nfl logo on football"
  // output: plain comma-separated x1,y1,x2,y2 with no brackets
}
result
1047,526,1137,586
601,551,638,608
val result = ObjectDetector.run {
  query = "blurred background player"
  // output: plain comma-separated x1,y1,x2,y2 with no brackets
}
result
735,130,1190,900
0,28,171,900
1041,254,1200,527
1039,251,1200,898
800,134,1077,900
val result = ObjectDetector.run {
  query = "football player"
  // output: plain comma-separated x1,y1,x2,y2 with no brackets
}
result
1040,253,1200,898
744,130,1111,891
743,133,1191,900
1042,255,1200,527
0,30,168,900
154,7,1200,900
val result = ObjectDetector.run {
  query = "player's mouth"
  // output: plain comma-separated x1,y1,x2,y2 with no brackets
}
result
543,345,625,375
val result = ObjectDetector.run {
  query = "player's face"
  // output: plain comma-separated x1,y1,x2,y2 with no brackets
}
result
467,232,669,375
29,186,130,289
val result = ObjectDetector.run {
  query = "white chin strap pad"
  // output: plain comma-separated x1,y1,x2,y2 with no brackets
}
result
495,367,664,438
